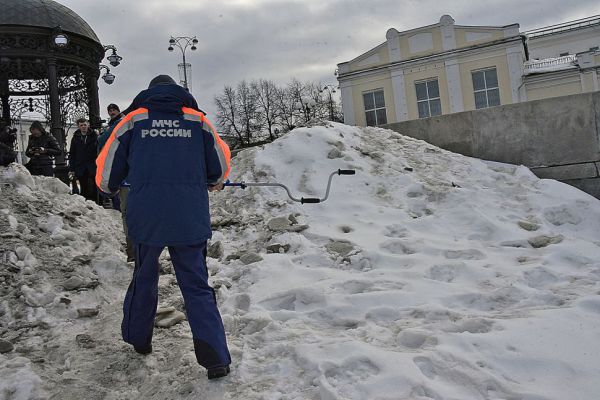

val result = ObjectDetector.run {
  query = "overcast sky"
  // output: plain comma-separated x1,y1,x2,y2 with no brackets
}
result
60,0,600,122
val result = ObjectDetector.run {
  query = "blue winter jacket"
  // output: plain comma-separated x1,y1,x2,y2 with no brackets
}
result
95,85,231,246
98,114,123,150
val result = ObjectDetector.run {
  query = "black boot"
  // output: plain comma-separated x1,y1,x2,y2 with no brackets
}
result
134,345,152,355
207,365,230,380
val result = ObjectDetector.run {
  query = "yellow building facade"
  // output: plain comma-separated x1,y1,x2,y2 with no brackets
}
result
337,15,600,126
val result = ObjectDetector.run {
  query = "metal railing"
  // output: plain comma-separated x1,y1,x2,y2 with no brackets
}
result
524,55,577,71
525,15,600,39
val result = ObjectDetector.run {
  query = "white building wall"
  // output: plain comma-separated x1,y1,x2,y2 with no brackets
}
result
440,15,457,51
386,28,403,62
339,81,356,125
528,28,600,59
506,45,525,103
390,69,409,121
445,59,464,112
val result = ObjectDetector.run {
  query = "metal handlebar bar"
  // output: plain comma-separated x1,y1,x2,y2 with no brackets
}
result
223,169,356,204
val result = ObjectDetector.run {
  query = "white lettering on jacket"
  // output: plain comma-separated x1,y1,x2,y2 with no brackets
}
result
141,120,191,138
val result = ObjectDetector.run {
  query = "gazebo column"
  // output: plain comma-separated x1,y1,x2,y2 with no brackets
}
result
47,56,68,183
47,56,64,151
86,71,101,130
0,78,10,123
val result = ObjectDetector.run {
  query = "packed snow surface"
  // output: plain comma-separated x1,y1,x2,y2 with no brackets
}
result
1,122,600,400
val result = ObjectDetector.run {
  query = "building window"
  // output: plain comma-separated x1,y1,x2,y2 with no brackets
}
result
415,78,441,118
363,90,387,126
472,68,500,109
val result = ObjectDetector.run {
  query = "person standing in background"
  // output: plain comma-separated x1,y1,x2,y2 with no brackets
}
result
25,121,61,176
98,103,135,261
69,118,99,203
98,104,125,210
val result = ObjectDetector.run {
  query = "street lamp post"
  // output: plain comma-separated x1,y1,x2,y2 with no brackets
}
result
294,97,317,122
99,65,115,84
168,36,198,91
103,45,123,67
319,84,338,121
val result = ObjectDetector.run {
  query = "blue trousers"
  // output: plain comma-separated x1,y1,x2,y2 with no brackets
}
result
122,242,231,369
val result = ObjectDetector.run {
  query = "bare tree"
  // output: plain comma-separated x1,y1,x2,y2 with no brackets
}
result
252,79,279,141
215,77,343,145
274,85,296,132
236,80,261,145
214,85,245,146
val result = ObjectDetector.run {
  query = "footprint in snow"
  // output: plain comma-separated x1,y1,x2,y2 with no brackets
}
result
522,267,559,289
335,280,406,295
543,205,582,226
444,249,485,260
397,330,438,349
446,318,495,334
382,224,408,238
322,356,380,398
426,264,464,283
414,356,437,379
380,240,416,255
259,288,325,311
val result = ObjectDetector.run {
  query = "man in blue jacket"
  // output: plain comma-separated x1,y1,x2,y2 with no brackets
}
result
96,75,232,379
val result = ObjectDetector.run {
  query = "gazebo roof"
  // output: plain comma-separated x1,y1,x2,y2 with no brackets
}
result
0,0,100,43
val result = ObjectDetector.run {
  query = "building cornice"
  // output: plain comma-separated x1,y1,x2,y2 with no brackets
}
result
338,36,524,81
523,68,581,83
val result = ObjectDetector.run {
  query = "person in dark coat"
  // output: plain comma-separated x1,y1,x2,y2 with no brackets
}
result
98,103,125,210
96,74,232,379
0,122,17,167
98,103,124,149
69,118,99,202
25,121,61,176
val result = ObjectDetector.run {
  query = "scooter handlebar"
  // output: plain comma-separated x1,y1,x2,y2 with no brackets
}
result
338,169,356,175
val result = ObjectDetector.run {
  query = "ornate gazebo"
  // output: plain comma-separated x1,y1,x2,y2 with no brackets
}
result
0,0,114,177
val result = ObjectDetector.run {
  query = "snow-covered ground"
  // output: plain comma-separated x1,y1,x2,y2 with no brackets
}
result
1,122,599,400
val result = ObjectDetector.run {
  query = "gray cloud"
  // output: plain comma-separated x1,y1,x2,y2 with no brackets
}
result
60,0,600,121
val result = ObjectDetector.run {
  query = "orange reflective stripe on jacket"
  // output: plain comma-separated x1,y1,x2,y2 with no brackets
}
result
182,107,231,182
95,107,148,192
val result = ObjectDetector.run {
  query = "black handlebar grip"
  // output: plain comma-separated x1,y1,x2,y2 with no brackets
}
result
338,169,356,175
301,197,321,204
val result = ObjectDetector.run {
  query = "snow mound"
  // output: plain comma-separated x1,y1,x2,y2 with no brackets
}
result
1,164,127,399
209,122,600,400
1,122,600,400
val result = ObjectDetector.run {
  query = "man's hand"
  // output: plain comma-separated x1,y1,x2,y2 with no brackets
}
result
208,183,224,192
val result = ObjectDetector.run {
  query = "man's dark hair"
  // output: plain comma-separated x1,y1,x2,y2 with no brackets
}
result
76,118,88,124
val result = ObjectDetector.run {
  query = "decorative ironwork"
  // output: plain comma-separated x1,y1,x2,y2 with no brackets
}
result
2,60,97,126
8,77,49,95
59,74,89,125
8,96,50,120
0,0,110,169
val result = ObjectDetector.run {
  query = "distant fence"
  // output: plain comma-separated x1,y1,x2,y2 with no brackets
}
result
383,91,600,199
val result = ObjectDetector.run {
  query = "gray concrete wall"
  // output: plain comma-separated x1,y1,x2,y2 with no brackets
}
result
383,91,600,199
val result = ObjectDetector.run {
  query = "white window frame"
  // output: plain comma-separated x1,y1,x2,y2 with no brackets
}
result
363,89,387,126
415,78,441,118
472,67,500,109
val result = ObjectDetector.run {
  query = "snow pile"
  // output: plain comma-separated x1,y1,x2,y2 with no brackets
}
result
1,123,600,400
0,164,126,400
209,122,600,399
